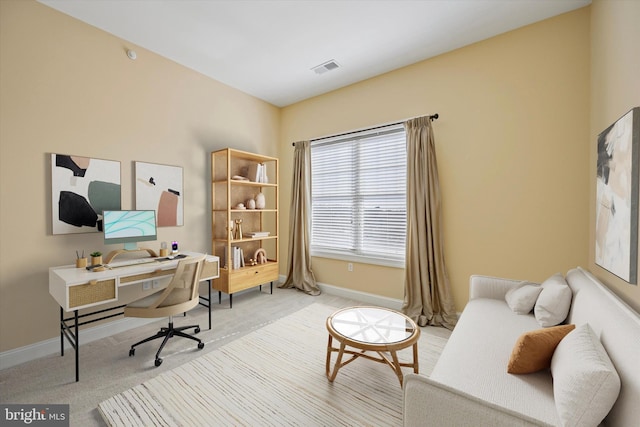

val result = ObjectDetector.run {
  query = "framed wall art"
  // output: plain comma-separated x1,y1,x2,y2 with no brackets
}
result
595,107,640,284
51,154,121,234
135,161,183,226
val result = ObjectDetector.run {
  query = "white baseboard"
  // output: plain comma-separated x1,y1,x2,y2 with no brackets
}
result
0,316,161,371
1,280,400,371
277,274,403,310
317,282,403,310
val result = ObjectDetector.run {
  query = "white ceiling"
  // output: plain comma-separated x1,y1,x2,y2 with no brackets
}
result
38,0,591,107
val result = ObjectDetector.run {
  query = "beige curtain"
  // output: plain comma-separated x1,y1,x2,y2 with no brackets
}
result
280,140,321,296
402,117,457,329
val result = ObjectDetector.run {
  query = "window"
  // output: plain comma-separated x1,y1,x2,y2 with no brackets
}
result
310,124,406,267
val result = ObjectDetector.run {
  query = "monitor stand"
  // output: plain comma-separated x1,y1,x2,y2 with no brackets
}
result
105,247,158,264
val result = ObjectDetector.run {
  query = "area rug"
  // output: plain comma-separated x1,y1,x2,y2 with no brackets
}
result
98,303,448,426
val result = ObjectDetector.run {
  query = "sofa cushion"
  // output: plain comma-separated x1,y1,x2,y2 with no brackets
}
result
505,282,542,314
507,324,575,374
430,298,559,425
551,323,621,427
534,273,572,327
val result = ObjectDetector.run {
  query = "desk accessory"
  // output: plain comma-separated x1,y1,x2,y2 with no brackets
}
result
159,241,169,257
75,250,87,268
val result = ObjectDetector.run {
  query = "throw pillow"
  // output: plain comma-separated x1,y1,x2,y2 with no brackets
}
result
551,324,621,427
505,282,542,314
507,324,575,374
534,273,572,327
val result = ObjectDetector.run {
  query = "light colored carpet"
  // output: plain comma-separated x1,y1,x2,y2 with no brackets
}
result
98,303,448,426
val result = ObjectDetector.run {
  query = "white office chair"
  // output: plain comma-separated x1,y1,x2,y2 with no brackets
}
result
125,255,205,366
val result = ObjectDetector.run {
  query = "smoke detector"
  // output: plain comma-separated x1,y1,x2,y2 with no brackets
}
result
311,60,340,75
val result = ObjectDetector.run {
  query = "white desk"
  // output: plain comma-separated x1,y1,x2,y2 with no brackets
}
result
49,252,219,382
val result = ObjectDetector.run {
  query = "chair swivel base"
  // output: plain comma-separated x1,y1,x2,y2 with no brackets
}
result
128,321,204,367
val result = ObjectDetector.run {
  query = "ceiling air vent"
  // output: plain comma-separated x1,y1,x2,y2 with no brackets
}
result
311,60,340,75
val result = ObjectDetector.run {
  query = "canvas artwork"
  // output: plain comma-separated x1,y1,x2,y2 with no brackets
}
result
595,107,640,284
51,154,121,234
135,161,183,226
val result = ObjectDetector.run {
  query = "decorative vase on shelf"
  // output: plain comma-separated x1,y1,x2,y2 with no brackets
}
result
255,192,266,209
246,198,256,209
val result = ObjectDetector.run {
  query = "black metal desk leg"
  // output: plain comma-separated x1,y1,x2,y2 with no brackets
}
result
74,310,79,382
208,280,212,330
60,307,64,356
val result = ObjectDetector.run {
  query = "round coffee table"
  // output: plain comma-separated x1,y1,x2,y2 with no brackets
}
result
325,306,420,387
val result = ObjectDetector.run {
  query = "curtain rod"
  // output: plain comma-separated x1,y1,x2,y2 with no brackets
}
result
292,113,439,146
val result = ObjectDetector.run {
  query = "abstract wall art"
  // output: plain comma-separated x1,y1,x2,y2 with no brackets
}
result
51,154,121,234
595,107,640,284
135,161,183,227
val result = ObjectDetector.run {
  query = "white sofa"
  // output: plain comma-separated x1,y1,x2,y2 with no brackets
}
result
403,267,640,426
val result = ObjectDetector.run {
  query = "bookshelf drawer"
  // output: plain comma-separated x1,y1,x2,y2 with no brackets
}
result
229,262,278,291
68,279,116,309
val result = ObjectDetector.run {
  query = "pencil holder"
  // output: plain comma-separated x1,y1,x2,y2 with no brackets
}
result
76,258,88,268
159,248,169,257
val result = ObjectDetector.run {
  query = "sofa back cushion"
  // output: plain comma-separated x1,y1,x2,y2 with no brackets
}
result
551,323,620,427
565,268,640,427
505,282,542,314
534,273,572,327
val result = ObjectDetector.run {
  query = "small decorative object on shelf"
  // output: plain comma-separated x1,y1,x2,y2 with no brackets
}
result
233,219,243,240
90,251,103,265
254,248,267,264
255,192,266,209
246,198,256,209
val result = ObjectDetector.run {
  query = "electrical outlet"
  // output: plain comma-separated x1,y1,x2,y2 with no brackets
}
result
348,263,353,272
142,281,151,290
152,279,160,289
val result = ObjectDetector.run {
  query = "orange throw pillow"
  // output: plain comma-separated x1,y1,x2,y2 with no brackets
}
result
507,324,575,374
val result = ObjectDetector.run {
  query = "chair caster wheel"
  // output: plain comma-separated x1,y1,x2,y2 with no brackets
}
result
155,358,163,367
195,327,200,334
198,342,204,350
129,348,135,357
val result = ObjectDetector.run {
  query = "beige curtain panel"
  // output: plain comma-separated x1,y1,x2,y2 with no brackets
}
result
280,140,321,296
402,116,457,329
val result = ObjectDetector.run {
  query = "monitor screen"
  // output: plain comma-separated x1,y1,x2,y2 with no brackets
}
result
103,210,157,250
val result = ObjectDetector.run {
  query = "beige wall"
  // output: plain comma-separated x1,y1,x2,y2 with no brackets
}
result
0,1,280,352
2,0,639,355
589,0,640,312
280,8,592,311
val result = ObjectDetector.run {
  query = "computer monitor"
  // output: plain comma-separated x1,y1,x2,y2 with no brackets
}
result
103,210,157,251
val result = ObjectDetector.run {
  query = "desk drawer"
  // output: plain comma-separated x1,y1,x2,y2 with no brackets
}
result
200,259,219,280
120,268,176,284
69,279,116,309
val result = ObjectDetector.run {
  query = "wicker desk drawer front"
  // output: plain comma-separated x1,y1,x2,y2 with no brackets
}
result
68,279,116,309
200,259,220,279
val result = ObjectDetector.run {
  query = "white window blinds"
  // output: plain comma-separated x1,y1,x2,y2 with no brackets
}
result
310,124,406,266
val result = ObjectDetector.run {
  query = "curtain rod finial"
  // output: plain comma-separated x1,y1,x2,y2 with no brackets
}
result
431,113,439,121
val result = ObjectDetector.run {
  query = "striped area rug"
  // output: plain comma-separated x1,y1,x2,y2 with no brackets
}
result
98,303,448,426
